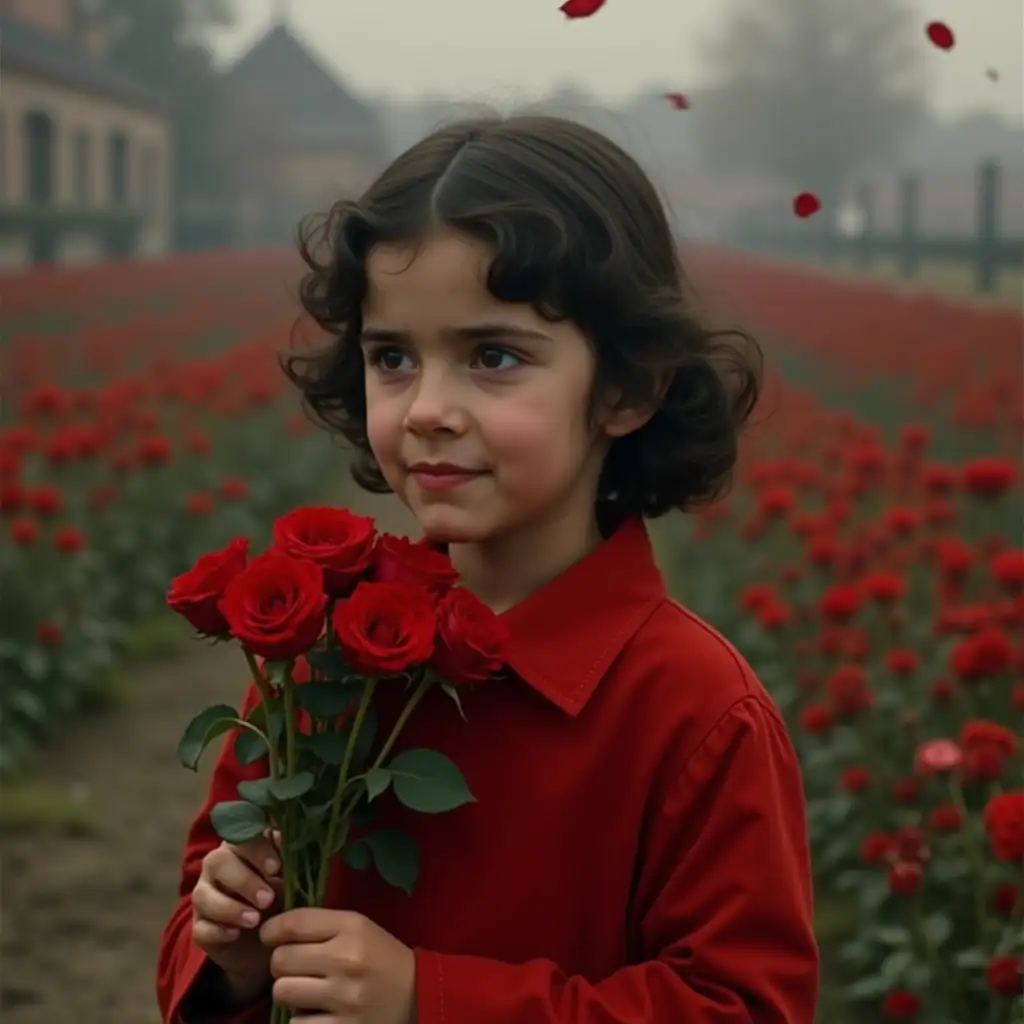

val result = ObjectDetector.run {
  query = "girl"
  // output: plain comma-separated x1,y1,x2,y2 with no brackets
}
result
158,114,819,1024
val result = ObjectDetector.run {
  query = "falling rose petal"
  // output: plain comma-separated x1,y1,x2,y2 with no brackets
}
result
986,68,1000,82
559,0,606,18
793,192,821,219
926,21,955,51
663,92,691,110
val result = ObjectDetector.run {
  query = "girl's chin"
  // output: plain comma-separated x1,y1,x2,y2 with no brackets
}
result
416,508,492,545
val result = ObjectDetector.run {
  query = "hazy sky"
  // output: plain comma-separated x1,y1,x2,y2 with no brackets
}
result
210,0,1023,123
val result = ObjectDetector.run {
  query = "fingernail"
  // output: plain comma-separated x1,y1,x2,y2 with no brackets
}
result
255,888,274,908
264,858,280,875
241,910,260,927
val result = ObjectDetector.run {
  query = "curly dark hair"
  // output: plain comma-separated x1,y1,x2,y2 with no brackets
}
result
281,113,761,531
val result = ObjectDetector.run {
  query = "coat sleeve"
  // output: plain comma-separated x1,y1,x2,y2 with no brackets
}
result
156,682,273,1024
412,695,819,1023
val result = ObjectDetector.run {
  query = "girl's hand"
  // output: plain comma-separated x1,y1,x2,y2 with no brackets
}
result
261,908,416,1023
191,830,284,1004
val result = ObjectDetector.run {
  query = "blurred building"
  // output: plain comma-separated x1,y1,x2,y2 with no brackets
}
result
220,14,385,245
0,0,172,267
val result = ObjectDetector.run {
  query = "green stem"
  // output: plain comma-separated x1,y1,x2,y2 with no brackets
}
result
911,899,971,1023
315,677,379,899
242,647,281,781
335,676,434,824
312,675,435,903
948,773,993,945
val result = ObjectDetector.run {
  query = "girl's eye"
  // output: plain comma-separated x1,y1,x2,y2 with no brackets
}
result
473,346,522,372
367,346,412,372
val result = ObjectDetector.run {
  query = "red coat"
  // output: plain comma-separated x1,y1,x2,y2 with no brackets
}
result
157,517,819,1022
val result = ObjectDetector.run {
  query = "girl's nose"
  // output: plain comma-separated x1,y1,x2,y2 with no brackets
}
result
403,369,467,436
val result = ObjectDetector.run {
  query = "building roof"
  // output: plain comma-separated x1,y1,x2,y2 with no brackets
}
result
225,23,382,151
0,12,168,114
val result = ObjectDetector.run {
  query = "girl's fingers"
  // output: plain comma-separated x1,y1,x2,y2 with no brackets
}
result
192,918,241,945
233,834,282,880
193,881,266,929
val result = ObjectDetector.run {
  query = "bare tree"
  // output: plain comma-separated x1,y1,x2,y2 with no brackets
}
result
689,0,927,211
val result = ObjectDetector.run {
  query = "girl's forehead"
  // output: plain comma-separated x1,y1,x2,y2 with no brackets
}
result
366,231,490,285
363,232,502,320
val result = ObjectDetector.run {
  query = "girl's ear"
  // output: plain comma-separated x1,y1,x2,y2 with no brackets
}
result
597,370,672,439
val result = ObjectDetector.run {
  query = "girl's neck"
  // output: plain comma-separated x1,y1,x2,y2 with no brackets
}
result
446,509,606,615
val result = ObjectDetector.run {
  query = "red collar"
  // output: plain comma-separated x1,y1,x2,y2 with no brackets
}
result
433,518,666,716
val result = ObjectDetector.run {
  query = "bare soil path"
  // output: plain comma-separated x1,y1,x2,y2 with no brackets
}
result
0,492,414,1024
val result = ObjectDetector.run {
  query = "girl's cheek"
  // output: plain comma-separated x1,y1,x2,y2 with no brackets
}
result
366,404,400,467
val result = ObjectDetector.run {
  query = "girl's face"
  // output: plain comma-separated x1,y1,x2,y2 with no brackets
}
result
361,230,635,545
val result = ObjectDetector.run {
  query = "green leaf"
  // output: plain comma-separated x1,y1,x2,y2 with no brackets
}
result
844,974,891,1001
236,776,275,807
235,728,269,766
922,913,952,947
343,839,371,871
295,680,358,719
178,703,241,771
269,772,315,801
233,700,283,766
366,829,419,895
305,648,350,679
441,682,467,721
364,767,392,802
880,948,914,982
210,800,267,844
904,962,931,990
388,748,475,814
954,948,988,970
301,730,349,766
873,926,912,947
264,660,294,686
346,708,378,767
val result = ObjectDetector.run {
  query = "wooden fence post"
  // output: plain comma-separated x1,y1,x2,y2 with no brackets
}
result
976,160,1000,295
897,173,921,280
856,181,876,273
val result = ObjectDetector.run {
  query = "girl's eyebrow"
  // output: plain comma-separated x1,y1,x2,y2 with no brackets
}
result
360,324,552,344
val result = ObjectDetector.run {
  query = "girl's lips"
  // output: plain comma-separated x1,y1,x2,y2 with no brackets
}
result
409,469,486,492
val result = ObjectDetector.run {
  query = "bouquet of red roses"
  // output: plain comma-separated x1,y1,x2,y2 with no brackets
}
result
166,507,507,1021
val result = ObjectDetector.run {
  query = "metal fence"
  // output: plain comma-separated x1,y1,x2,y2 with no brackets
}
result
730,160,1024,295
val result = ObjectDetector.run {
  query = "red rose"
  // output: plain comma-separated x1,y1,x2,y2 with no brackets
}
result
985,955,1023,998
372,534,459,597
219,551,327,661
167,536,249,636
881,989,920,1020
332,582,436,677
272,506,377,598
432,588,508,685
983,791,1024,861
913,738,962,776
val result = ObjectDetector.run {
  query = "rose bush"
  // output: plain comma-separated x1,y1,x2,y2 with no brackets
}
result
665,253,1023,1021
169,507,509,1024
0,251,333,773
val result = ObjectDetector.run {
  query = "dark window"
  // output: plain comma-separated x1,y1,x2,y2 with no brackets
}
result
23,110,56,204
109,131,129,204
73,129,92,205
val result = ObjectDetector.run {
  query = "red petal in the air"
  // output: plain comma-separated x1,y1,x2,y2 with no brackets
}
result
986,68,1000,82
663,92,690,110
926,21,955,50
793,192,821,219
560,0,606,18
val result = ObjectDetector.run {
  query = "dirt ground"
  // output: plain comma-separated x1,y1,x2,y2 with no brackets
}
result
0,493,415,1024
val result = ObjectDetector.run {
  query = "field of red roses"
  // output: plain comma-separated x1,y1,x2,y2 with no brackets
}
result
2,245,1021,1020
0,250,332,775
668,249,1023,1021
